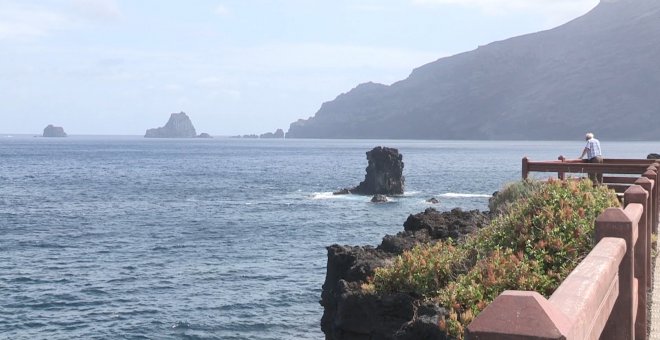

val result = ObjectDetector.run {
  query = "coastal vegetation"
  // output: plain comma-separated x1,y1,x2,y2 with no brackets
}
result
370,179,620,339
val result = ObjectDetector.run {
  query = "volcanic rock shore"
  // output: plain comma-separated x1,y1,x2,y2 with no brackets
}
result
321,208,491,340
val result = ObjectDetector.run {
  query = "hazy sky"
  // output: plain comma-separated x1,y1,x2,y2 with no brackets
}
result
1,0,599,136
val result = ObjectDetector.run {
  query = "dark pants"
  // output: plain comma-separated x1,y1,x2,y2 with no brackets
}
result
586,156,603,184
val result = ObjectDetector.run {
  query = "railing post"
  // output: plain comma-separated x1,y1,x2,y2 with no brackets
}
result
642,167,658,234
634,178,653,289
522,157,529,180
595,208,636,340
465,291,571,339
558,155,565,180
651,162,660,234
624,185,648,340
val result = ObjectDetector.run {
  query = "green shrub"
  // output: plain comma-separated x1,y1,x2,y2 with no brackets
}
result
436,248,550,335
487,179,542,214
372,178,619,339
373,239,470,297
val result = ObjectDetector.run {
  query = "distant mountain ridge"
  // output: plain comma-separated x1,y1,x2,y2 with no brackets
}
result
286,0,660,140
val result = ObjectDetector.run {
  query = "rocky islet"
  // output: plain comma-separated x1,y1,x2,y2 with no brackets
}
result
145,112,211,138
42,125,67,137
334,146,405,196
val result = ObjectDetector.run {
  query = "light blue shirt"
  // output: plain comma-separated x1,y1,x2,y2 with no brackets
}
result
585,138,602,159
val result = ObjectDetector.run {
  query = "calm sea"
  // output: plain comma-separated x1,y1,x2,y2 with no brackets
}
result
1,136,658,339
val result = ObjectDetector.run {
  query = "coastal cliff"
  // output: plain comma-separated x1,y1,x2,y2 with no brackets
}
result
287,0,660,140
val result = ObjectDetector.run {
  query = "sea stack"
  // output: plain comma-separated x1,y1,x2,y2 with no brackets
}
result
42,125,67,137
145,112,203,138
334,146,405,195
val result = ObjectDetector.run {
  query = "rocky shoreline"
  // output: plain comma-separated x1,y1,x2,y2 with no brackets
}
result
321,207,492,340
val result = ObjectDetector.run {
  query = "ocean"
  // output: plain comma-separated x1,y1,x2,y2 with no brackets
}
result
1,136,658,340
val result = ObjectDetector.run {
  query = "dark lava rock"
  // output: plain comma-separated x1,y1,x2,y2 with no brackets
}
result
371,194,388,203
377,231,432,255
376,208,490,255
403,207,490,240
327,281,417,338
322,245,391,290
145,112,197,138
42,125,67,137
321,208,491,339
321,245,438,340
337,147,405,196
426,197,439,204
333,188,352,195
394,302,450,340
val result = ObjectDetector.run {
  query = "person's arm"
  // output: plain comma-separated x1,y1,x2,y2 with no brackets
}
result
579,147,588,159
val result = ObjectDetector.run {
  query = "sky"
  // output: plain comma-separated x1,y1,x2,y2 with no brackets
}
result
0,0,600,136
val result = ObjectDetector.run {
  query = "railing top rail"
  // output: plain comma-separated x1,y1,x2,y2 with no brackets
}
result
548,237,626,340
525,157,659,166
526,160,655,167
526,163,653,175
603,158,659,165
623,202,644,225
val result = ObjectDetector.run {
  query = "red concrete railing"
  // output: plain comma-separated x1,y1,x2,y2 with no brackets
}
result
466,158,659,340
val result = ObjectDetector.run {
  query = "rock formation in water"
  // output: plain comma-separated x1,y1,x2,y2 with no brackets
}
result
334,147,404,196
42,125,67,137
197,133,212,138
321,208,491,339
260,129,285,139
287,0,660,140
370,194,388,203
145,112,202,138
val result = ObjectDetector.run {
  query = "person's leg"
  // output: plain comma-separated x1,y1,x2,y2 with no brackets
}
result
595,156,603,184
586,157,596,183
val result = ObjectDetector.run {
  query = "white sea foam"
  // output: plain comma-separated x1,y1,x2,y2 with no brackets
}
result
439,193,491,198
402,191,421,197
310,192,377,202
311,192,336,200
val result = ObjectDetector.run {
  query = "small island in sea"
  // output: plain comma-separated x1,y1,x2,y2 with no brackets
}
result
145,112,211,138
260,129,285,139
42,125,67,137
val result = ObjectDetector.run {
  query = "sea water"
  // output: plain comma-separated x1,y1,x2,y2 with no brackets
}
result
1,136,658,339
